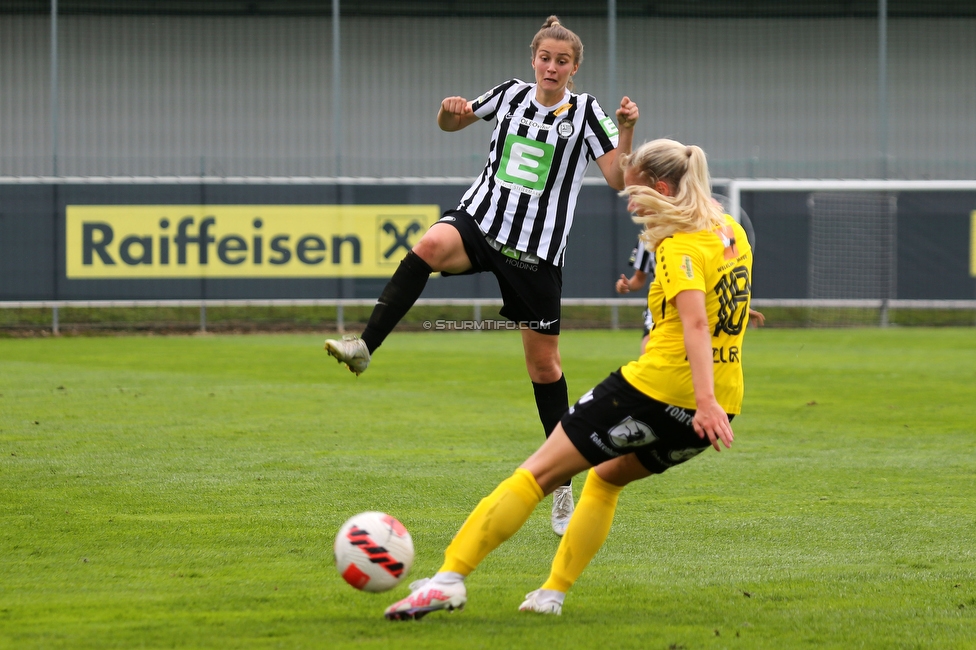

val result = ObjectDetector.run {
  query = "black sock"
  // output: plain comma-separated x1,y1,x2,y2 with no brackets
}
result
533,374,571,487
361,251,433,354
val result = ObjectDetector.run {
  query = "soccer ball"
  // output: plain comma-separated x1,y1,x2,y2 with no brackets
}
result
334,511,414,593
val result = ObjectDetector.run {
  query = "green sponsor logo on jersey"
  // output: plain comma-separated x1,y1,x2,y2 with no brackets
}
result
500,245,521,260
599,116,619,138
496,135,555,192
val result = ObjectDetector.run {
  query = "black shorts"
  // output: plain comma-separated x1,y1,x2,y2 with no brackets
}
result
561,370,733,475
437,210,562,335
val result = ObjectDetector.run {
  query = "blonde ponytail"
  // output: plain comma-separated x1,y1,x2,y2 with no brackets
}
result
621,140,724,251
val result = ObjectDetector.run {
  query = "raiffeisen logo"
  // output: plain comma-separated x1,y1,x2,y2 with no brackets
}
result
66,205,438,278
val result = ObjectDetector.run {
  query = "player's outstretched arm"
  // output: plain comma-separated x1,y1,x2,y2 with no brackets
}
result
596,96,639,190
438,96,478,132
675,289,734,452
615,270,647,294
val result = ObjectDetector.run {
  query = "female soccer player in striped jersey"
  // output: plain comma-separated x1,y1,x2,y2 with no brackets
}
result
383,138,754,620
326,16,639,536
615,239,657,354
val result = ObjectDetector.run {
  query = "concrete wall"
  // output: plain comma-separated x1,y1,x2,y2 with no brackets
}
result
2,15,975,179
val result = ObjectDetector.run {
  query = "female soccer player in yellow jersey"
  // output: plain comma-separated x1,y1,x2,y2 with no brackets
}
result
384,138,755,620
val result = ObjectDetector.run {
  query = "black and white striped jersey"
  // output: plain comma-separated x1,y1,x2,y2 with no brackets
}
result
631,239,657,331
630,240,657,278
456,79,619,266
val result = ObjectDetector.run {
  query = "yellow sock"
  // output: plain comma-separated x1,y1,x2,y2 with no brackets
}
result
542,468,624,593
439,468,544,575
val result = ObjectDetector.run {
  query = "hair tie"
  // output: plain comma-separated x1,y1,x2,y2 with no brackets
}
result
551,20,560,27
685,147,692,158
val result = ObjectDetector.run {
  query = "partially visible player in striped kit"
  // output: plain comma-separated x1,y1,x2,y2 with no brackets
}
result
326,16,639,536
615,239,657,354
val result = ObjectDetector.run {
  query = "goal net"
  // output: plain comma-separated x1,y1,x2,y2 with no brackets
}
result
725,180,976,327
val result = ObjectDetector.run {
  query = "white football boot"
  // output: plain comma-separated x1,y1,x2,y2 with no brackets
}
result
518,589,564,615
324,336,371,376
384,578,467,621
551,485,575,536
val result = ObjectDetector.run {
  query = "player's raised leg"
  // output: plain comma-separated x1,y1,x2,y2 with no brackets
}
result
324,223,470,374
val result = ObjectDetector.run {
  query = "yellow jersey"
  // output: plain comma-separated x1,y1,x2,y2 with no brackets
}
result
621,215,753,414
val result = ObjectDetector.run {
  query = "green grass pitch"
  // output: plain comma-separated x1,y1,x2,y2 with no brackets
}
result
1,328,974,648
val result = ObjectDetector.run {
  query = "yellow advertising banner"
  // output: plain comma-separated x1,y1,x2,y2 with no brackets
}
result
66,205,439,278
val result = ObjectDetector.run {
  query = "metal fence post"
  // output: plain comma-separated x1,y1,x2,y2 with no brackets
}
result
878,0,888,179
607,0,616,108
50,0,59,176
332,0,342,176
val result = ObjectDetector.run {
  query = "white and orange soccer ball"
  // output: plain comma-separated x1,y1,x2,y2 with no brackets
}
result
334,511,414,593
